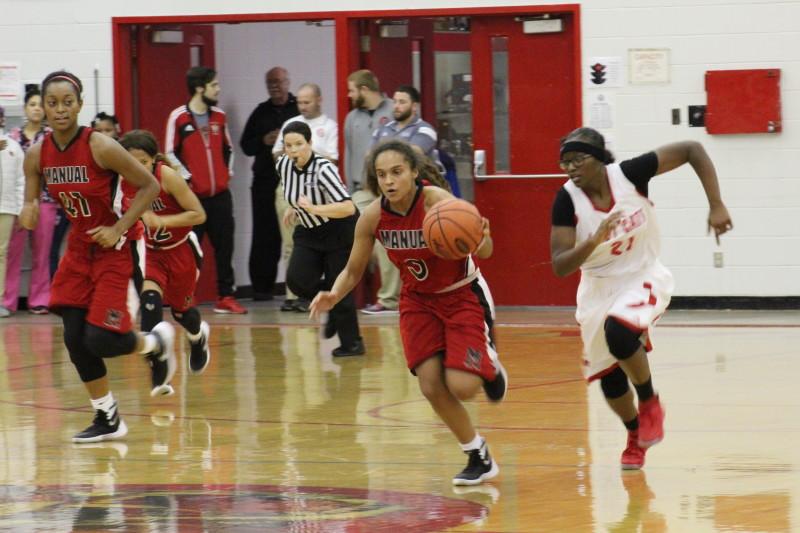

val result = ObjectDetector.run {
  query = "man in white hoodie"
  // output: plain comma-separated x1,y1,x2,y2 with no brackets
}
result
0,106,26,317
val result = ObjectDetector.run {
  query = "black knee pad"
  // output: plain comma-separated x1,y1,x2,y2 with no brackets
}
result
604,317,642,360
599,366,629,399
61,308,107,383
85,325,138,358
140,290,163,332
172,306,201,335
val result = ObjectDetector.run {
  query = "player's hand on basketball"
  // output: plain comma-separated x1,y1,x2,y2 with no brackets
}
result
19,200,39,230
87,225,122,248
592,211,623,246
310,291,338,320
476,217,493,256
707,204,733,245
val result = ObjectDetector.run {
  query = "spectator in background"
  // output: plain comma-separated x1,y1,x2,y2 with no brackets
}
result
0,107,26,317
5,89,54,314
91,112,121,139
166,66,246,314
343,70,398,315
240,66,298,303
373,85,438,160
272,83,338,312
344,70,393,193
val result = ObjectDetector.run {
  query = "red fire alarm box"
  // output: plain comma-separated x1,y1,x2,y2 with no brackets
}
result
705,69,781,134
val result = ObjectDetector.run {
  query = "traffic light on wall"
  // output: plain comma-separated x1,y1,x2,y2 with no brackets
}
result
590,63,606,85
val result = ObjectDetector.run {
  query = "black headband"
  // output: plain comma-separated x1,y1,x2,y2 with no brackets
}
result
560,141,606,162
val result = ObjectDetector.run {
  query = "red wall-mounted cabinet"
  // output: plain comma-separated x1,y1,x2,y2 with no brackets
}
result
705,69,781,134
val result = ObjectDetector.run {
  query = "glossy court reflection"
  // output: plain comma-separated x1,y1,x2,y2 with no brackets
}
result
0,309,797,532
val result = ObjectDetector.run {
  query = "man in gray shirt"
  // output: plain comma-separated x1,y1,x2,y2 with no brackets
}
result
343,70,398,315
343,70,393,192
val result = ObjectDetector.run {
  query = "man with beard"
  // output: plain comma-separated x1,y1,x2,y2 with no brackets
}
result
343,70,393,193
240,67,299,305
165,66,246,314
372,86,438,161
343,70,397,315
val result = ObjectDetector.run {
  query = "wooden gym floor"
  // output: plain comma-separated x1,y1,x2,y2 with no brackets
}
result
0,303,797,532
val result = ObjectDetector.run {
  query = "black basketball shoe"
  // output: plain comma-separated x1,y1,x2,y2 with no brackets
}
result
452,440,500,486
189,321,211,375
73,404,128,443
146,321,176,397
483,359,508,402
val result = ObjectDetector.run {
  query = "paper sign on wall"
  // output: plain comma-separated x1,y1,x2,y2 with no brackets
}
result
588,92,614,129
629,49,670,85
586,57,622,88
0,63,22,101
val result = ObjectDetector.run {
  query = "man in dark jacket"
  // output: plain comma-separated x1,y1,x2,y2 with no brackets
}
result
240,66,299,302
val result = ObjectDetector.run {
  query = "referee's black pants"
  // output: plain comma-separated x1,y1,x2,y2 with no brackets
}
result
287,215,360,346
248,179,281,296
193,189,236,298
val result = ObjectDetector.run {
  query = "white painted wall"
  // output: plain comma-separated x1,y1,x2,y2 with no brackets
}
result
2,0,798,297
214,21,337,289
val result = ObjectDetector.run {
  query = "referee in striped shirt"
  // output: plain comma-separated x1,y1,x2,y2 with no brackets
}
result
277,121,364,356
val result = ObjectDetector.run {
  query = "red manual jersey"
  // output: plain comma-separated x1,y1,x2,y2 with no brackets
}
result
376,186,478,294
144,161,193,249
40,127,122,244
120,179,145,240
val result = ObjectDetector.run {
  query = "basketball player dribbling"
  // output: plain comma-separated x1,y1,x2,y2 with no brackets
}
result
310,139,508,486
19,71,178,443
550,127,733,469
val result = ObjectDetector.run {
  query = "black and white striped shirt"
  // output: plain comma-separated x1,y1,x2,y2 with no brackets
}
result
276,154,351,228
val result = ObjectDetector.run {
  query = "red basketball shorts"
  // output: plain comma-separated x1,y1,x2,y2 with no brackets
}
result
399,276,498,381
50,239,134,333
145,237,202,312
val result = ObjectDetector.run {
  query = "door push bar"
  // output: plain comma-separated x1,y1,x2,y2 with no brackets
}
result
473,149,567,181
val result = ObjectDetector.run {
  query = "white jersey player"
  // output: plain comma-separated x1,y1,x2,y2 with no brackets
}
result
550,127,732,470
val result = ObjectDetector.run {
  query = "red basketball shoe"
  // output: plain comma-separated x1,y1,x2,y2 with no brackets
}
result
214,296,247,314
621,430,646,470
637,395,665,448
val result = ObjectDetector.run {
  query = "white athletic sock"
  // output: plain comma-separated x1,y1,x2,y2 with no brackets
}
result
140,333,158,355
91,392,115,413
186,328,203,343
460,434,484,452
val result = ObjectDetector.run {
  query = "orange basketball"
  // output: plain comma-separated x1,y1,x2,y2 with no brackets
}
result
423,199,484,260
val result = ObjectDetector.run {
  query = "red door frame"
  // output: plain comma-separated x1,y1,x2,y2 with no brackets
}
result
112,5,581,134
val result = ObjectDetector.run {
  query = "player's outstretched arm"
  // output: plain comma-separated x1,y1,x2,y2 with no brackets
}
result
310,201,379,319
654,141,732,243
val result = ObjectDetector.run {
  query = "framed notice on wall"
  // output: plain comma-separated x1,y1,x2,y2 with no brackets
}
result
628,49,670,85
0,63,22,101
